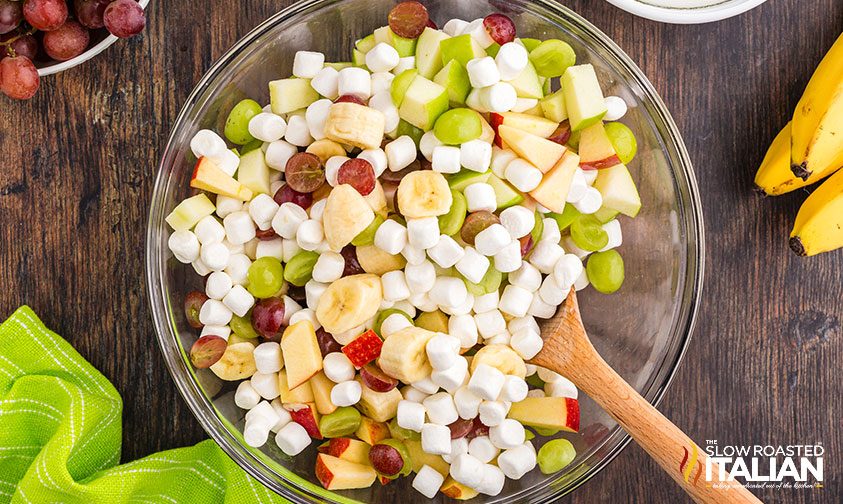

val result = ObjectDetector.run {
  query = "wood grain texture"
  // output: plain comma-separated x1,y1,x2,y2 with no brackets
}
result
0,1,842,502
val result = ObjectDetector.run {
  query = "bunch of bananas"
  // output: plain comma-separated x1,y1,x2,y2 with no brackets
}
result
755,33,843,256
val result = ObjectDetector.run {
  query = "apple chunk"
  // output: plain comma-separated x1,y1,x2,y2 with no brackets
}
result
507,396,580,432
398,75,449,131
355,416,390,445
286,402,323,439
593,163,641,217
577,121,620,168
498,125,566,173
530,150,580,213
165,194,215,231
318,437,371,465
315,454,377,490
308,371,338,415
280,321,323,389
278,370,315,404
342,329,383,368
498,112,559,138
190,157,253,200
440,476,479,500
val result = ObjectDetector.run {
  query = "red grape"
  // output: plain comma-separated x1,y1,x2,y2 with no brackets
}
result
340,245,364,277
43,20,90,61
0,55,39,100
448,419,474,439
388,1,428,39
0,0,22,35
368,444,404,477
190,335,227,368
74,0,110,29
316,327,342,356
360,364,398,392
380,158,421,183
467,417,490,438
461,211,501,245
255,227,279,241
251,297,286,341
483,13,516,45
519,234,534,257
284,152,325,193
337,158,375,196
103,0,145,38
273,184,313,210
426,18,437,29
334,94,366,106
22,0,67,31
8,34,38,60
184,291,208,329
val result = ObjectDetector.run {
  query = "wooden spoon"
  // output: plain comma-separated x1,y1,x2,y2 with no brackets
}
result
532,290,761,504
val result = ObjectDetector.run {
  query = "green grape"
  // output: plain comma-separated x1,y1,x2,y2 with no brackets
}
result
224,99,263,145
230,313,259,339
352,214,385,246
549,205,582,232
537,439,577,474
534,427,560,437
319,407,362,438
374,309,413,337
433,108,483,145
283,251,320,287
570,215,609,252
520,38,542,52
525,429,536,441
486,42,501,58
464,267,503,296
604,122,638,164
396,119,424,146
388,418,421,441
529,39,577,78
246,257,285,298
240,138,263,155
586,250,625,294
529,210,544,244
438,190,468,235
525,373,545,389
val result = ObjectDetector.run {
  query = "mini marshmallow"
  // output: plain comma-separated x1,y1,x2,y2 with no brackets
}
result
405,260,436,294
443,18,469,36
473,292,499,314
484,332,511,346
460,139,493,172
402,385,429,403
412,376,440,395
311,251,345,283
370,71,395,96
407,217,440,250
442,292,474,316
381,270,411,302
366,42,400,72
604,95,628,121
412,465,445,499
425,334,460,371
600,220,623,251
368,91,400,132
474,309,506,339
252,342,283,375
545,375,578,399
235,381,262,410
272,203,308,239
245,400,279,428
489,418,525,450
431,145,461,174
442,437,470,464
512,97,539,113
200,242,230,271
510,327,543,360
223,238,245,255
496,42,529,81
539,274,567,306
264,140,297,171
275,421,311,456
205,271,233,300
454,385,482,419
190,129,227,159
561,235,591,260
305,281,327,310
455,247,491,284
431,356,469,393
573,186,603,214
401,243,426,266
392,300,417,318
528,293,556,319
285,115,314,147
499,376,529,403
192,258,212,276
295,219,324,251
467,56,501,88
200,325,230,340
248,113,287,143
223,211,257,245
380,312,413,337
423,392,459,425
385,135,417,172
244,418,273,448
305,99,332,140
582,168,598,185
464,183,496,213
331,380,362,407
269,399,293,433
281,295,303,325
494,240,522,273
508,315,539,335
427,235,465,268
450,453,485,489
323,352,355,383
309,199,327,222
225,254,251,285
477,463,506,496
505,158,543,192
500,205,535,239
195,215,225,245
553,253,584,291
499,284,533,318
529,240,564,274
465,88,488,114
449,314,479,349
421,423,452,455
357,148,388,178
420,130,443,161
565,168,589,203
330,323,360,345
524,363,538,376
394,57,416,75
215,195,244,219
463,18,495,48
324,155,348,186
337,67,372,100
468,436,500,464
429,276,469,309
409,292,438,312
211,149,240,176
169,230,200,264
537,367,561,383
490,147,518,178
479,82,518,113
222,285,255,318
469,364,506,401
374,219,408,255
498,443,538,480
293,50,324,78
310,66,339,99
478,400,509,427
251,371,281,400
527,389,546,398
474,224,511,256
249,194,280,230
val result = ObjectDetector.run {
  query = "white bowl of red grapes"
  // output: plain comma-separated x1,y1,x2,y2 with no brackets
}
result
0,0,148,100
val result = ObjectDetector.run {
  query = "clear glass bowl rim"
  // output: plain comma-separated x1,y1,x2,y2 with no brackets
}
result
145,1,705,502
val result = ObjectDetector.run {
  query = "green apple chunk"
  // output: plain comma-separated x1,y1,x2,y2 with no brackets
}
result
562,64,608,132
396,120,425,146
506,61,543,99
447,170,491,191
433,108,482,145
325,62,352,71
416,27,450,78
440,34,486,67
270,78,319,115
593,164,641,217
391,69,418,107
373,26,391,45
356,34,376,53
237,149,271,195
529,39,577,78
398,76,449,131
392,32,417,57
519,38,542,52
540,89,568,122
593,206,620,223
433,60,471,106
166,194,215,231
352,48,368,68
486,174,524,209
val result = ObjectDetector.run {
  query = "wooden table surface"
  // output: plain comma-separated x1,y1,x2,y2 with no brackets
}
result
1,0,842,502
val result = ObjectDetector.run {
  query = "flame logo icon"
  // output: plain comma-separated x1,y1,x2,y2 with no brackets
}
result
680,445,704,486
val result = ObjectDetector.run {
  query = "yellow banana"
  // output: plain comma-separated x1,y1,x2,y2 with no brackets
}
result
791,34,843,180
790,167,843,256
753,122,842,195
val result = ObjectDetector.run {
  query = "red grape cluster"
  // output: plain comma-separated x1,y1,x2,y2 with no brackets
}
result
0,0,146,100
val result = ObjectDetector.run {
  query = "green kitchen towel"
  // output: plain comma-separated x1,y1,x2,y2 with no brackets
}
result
0,306,287,503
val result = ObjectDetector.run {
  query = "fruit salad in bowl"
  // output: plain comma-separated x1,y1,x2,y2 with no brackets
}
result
148,0,702,502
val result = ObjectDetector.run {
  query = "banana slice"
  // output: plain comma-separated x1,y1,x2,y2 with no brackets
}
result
306,139,346,164
316,274,383,334
356,245,407,275
378,327,437,384
323,184,375,251
355,377,403,422
397,171,453,218
210,342,257,381
364,181,388,218
324,102,386,150
469,344,527,378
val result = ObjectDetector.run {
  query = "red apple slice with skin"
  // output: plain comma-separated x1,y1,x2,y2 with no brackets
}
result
342,329,383,368
498,112,559,138
315,454,378,490
507,396,580,432
286,402,323,439
318,437,371,465
190,157,253,200
497,124,567,173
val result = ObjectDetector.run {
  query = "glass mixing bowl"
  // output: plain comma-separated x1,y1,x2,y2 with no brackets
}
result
146,0,704,501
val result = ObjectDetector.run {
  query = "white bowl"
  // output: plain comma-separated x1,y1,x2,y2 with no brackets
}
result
36,0,149,77
604,0,768,24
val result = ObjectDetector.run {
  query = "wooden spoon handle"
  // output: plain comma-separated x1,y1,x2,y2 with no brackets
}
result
576,354,761,504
